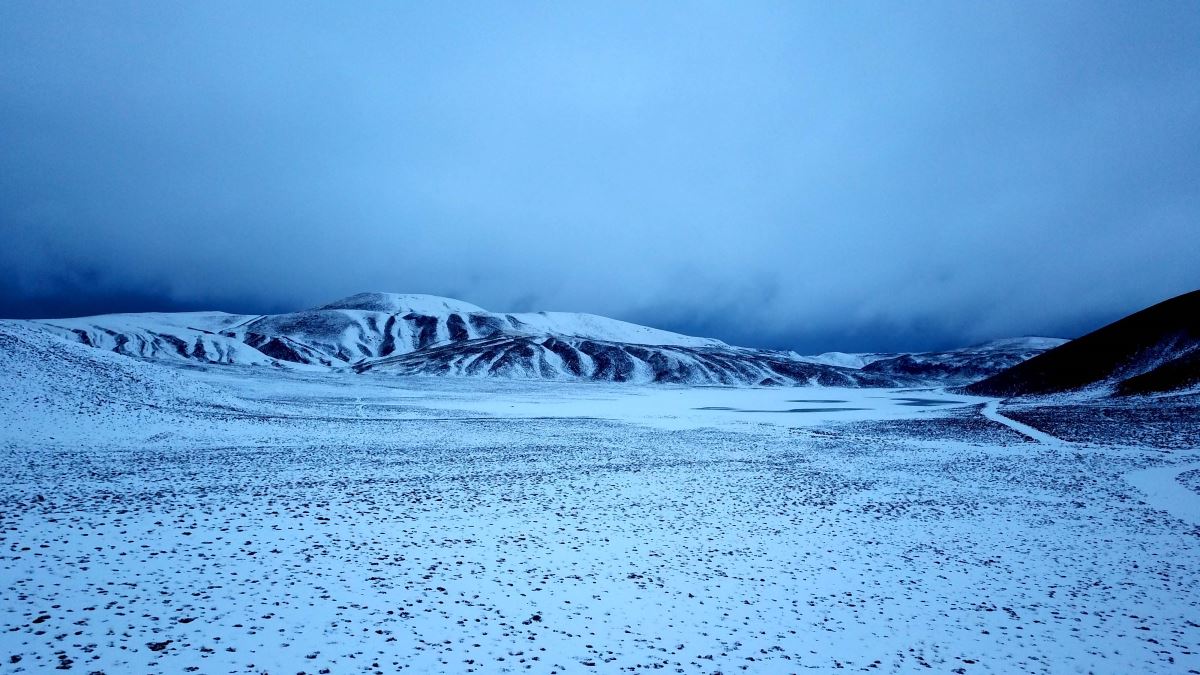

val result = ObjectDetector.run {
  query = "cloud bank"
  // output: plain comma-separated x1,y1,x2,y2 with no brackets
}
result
2,2,1197,351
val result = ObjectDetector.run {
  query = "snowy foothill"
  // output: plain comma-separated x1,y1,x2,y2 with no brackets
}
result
1,321,1199,673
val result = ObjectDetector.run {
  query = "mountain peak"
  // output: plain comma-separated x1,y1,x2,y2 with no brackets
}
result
313,292,486,315
965,336,1069,352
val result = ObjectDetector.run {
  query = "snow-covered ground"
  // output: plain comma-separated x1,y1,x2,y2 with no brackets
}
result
1,328,1198,673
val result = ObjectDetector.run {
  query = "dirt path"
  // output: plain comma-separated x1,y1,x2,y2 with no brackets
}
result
981,400,1062,445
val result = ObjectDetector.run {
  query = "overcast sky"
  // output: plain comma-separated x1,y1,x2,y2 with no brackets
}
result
2,1,1197,352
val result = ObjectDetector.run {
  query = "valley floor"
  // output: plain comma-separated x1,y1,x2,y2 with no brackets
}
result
1,363,1199,673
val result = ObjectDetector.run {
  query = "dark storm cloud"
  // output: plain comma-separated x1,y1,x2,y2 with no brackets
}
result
2,1,1197,351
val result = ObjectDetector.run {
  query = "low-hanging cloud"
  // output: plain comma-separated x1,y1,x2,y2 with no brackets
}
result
2,2,1197,352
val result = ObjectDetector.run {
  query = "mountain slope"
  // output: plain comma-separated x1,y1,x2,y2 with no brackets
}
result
963,290,1200,397
0,320,237,442
37,311,283,366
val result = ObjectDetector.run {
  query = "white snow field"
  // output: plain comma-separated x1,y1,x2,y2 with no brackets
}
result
2,322,1199,674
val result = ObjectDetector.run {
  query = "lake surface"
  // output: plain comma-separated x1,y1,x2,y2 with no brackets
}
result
892,397,966,407
695,406,870,414
695,395,965,414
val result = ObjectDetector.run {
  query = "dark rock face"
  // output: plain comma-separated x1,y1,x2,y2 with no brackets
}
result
543,337,585,376
250,336,314,365
378,315,398,357
964,289,1200,397
469,314,507,336
446,313,469,342
411,314,441,350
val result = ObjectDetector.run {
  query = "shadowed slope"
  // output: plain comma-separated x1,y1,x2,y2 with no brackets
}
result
964,290,1200,397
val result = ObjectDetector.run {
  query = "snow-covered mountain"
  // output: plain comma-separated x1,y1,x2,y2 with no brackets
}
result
797,337,1067,386
19,291,1069,387
858,337,1068,385
797,351,895,369
28,292,897,386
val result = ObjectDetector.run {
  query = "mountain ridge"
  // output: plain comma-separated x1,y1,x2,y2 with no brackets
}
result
18,291,1065,387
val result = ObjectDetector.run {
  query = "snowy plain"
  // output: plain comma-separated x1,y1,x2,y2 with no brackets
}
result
1,323,1199,674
